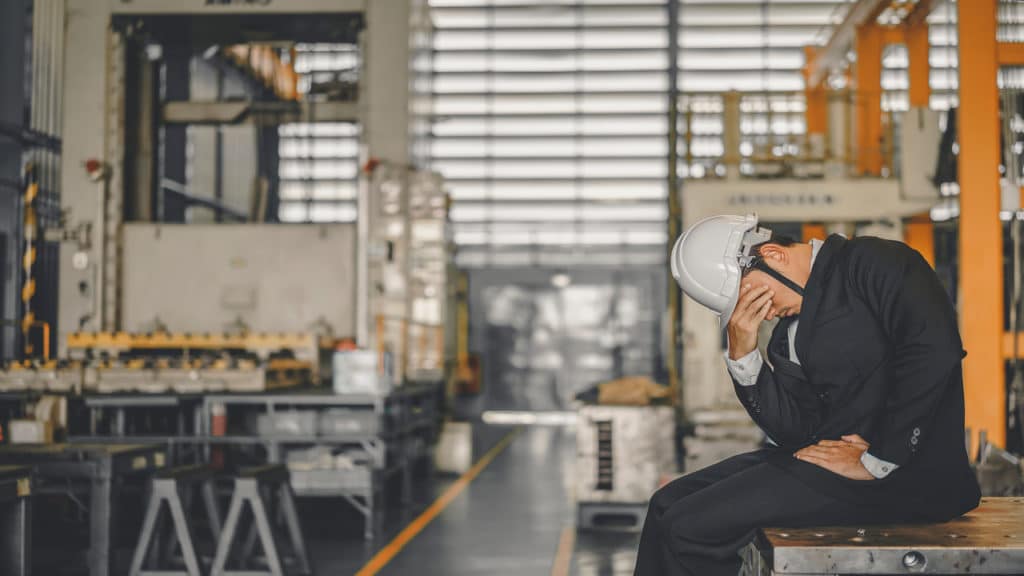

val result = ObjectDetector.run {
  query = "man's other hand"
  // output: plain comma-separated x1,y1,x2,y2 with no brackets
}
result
727,284,774,360
793,435,874,480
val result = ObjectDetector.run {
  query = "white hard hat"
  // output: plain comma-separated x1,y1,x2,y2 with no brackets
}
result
670,214,771,331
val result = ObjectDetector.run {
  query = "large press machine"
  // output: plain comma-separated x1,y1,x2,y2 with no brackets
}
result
0,2,450,573
4,0,449,395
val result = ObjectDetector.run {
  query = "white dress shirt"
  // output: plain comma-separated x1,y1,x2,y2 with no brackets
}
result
723,239,898,479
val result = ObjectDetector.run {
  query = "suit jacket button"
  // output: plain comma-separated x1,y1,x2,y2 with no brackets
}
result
912,427,921,436
911,436,919,445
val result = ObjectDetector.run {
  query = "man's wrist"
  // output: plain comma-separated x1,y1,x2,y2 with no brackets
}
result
860,451,898,479
728,345,754,360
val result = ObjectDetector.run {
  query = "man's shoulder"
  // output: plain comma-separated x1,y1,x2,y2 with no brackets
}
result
845,235,914,255
843,236,919,272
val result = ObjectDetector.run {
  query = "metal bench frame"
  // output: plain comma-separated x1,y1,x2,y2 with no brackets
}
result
210,466,311,576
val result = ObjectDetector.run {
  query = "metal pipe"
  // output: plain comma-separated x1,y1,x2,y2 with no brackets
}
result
666,0,682,409
95,177,106,333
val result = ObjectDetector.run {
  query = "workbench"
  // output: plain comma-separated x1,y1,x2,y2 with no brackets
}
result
0,465,31,576
196,383,442,540
741,497,1024,575
0,443,165,576
66,383,443,540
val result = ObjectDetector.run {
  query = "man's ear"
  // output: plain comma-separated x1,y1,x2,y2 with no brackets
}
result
759,243,788,263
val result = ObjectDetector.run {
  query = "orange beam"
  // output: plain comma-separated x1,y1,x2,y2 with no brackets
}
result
802,47,827,135
958,0,1005,449
801,223,827,243
906,21,931,107
997,42,1024,66
856,24,884,175
881,27,905,46
903,214,935,268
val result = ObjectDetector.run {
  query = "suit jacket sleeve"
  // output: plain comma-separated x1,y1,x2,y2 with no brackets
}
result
729,325,822,448
847,238,964,466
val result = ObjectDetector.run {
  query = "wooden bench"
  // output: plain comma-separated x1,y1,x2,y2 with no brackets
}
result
741,497,1024,575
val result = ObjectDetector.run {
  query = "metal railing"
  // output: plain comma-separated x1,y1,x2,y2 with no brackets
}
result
678,89,900,179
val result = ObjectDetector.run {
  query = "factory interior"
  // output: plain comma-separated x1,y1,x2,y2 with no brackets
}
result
1,0,1024,575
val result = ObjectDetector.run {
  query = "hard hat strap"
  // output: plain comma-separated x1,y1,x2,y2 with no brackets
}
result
750,259,805,296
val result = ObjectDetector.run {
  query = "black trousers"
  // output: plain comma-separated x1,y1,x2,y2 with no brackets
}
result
634,449,903,576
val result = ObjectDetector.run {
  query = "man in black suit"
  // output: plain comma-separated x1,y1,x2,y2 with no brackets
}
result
635,214,980,576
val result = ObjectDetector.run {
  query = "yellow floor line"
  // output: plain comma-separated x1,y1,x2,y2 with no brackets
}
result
355,427,523,576
550,525,576,576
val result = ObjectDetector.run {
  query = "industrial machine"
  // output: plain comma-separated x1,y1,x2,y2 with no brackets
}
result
1,0,449,395
0,2,450,559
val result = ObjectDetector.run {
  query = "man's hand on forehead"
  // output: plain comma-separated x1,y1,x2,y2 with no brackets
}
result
726,283,774,359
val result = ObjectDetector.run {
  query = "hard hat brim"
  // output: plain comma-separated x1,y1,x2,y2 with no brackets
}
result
670,213,759,332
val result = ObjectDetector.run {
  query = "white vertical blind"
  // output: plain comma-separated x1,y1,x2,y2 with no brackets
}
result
278,2,969,247
277,45,361,223
429,0,858,267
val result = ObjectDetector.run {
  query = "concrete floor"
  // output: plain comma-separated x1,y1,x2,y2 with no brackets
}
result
308,424,639,576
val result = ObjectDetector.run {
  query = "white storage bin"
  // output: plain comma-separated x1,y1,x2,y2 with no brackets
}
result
576,405,676,504
318,409,380,437
332,350,392,396
434,421,473,474
256,411,317,437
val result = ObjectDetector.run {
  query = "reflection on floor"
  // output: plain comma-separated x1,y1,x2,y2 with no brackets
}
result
305,424,641,575
572,532,641,576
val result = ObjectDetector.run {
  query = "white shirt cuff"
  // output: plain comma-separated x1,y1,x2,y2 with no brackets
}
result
724,348,763,387
860,451,899,479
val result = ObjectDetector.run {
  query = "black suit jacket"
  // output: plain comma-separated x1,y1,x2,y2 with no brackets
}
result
732,234,981,521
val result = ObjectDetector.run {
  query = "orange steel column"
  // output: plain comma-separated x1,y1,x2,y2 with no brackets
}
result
903,20,934,266
906,20,931,108
904,215,935,268
958,0,1005,450
802,47,827,139
802,223,827,243
856,24,884,175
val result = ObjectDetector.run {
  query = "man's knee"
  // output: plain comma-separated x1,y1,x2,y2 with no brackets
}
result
648,475,699,518
662,495,725,543
648,484,673,517
662,497,755,560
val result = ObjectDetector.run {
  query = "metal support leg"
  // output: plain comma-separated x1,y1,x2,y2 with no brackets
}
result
0,492,31,576
163,485,192,563
278,483,311,576
166,488,202,576
89,465,114,576
128,480,203,576
240,520,260,565
210,487,244,576
248,482,285,576
369,474,381,541
211,479,285,576
17,495,30,576
128,485,162,576
201,479,223,541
